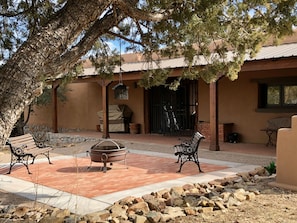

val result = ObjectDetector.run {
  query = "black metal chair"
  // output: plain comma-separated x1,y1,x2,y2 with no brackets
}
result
173,131,205,173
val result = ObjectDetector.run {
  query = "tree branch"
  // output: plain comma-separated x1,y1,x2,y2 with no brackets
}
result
106,30,144,46
46,9,126,77
115,0,171,22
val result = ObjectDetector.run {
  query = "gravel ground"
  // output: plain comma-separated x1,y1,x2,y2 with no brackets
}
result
169,176,297,223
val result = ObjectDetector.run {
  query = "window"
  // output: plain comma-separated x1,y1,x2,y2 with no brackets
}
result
284,85,297,105
257,77,297,111
267,85,280,105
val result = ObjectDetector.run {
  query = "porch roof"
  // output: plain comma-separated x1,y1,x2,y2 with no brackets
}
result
247,42,297,61
80,42,297,77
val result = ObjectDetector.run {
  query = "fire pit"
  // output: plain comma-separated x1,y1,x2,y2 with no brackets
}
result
87,139,128,173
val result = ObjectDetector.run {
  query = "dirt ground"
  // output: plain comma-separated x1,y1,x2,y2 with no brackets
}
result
1,176,297,222
170,176,297,223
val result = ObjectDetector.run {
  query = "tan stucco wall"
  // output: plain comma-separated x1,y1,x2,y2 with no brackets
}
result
28,82,101,131
272,115,297,191
198,69,297,143
59,82,101,130
28,80,145,133
28,104,52,126
29,68,297,143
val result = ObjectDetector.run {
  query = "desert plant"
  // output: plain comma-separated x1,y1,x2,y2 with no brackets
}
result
265,161,276,175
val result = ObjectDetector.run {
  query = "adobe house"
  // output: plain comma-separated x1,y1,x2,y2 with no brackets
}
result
27,34,297,149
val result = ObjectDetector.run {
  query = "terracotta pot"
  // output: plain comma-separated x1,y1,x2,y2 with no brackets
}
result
129,123,140,134
96,125,101,132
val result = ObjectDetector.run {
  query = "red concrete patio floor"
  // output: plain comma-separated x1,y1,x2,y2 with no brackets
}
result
0,153,227,198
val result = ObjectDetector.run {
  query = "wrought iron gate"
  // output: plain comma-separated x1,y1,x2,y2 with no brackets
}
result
149,80,198,135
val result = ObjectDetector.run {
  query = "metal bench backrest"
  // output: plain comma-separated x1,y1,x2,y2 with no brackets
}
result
188,132,205,153
267,117,291,130
8,133,38,149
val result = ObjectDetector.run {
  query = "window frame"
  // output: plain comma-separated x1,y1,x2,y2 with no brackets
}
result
255,77,297,112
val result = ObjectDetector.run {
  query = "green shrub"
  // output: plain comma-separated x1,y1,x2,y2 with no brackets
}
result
265,161,276,175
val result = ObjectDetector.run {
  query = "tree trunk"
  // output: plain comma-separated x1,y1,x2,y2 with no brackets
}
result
0,0,119,146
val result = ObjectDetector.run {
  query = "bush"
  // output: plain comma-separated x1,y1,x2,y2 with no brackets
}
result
265,161,276,175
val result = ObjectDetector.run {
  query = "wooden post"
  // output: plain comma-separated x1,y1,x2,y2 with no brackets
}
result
98,79,111,139
51,82,59,133
209,81,220,151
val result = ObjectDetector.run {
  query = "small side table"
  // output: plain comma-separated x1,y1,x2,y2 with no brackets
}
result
261,128,277,146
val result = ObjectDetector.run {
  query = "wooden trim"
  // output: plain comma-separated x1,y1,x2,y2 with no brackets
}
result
256,108,297,113
251,76,297,84
70,68,183,84
242,57,297,72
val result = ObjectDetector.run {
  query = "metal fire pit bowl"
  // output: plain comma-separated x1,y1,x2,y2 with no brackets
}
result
87,139,128,173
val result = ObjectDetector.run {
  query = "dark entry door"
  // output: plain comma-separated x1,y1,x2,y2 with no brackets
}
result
149,81,197,134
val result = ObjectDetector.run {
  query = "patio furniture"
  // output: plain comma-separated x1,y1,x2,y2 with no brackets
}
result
6,133,53,174
97,104,133,133
261,117,291,146
173,131,205,173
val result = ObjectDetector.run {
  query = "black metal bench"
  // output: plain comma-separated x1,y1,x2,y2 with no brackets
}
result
173,131,205,173
6,133,53,174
